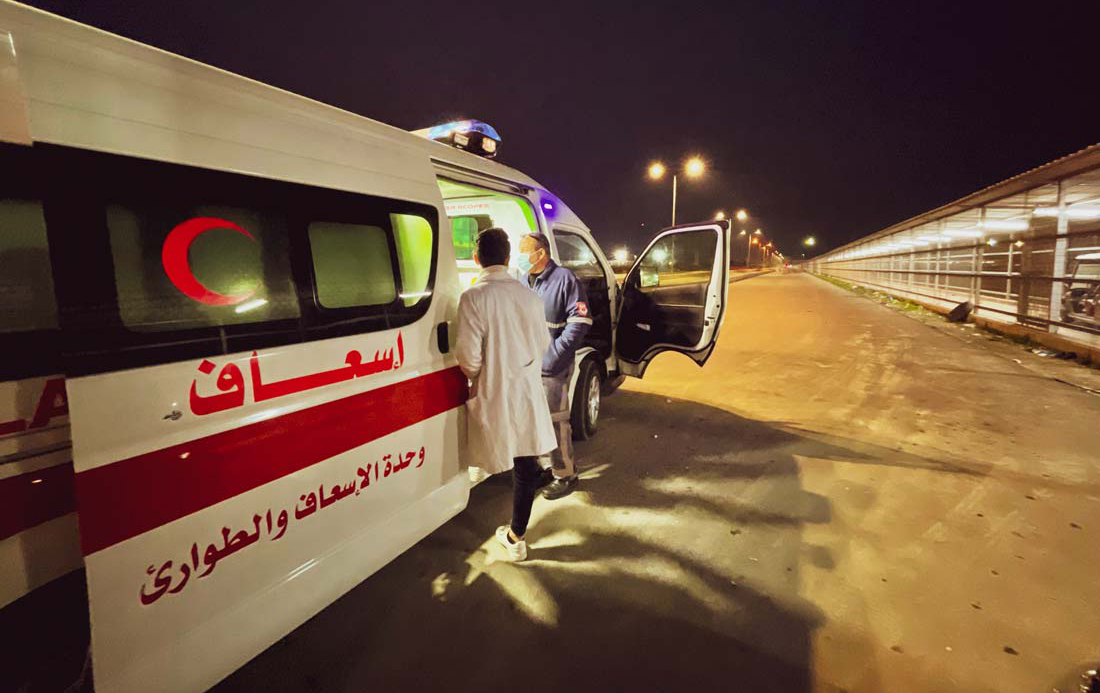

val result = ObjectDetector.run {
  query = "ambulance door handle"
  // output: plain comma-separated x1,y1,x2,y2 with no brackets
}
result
163,410,182,421
436,322,450,354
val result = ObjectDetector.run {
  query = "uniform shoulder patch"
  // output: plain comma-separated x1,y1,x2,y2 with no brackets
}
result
575,301,589,317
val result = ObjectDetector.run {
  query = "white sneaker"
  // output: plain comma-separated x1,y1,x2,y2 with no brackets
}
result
495,525,527,561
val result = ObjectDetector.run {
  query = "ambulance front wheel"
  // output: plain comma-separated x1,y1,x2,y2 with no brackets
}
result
571,358,602,441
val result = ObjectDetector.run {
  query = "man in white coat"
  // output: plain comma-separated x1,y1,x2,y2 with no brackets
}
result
456,228,557,561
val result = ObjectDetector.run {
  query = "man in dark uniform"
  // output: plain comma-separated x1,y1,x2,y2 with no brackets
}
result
517,233,592,500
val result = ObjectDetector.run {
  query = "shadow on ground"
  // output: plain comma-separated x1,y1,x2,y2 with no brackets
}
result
1,570,89,693
214,388,962,693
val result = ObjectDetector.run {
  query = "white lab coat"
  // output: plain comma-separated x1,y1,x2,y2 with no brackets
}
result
456,266,557,474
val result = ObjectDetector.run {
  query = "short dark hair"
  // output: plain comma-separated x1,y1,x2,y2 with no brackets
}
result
523,232,551,253
476,227,510,267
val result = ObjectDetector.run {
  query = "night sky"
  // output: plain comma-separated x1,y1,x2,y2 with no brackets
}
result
22,0,1098,256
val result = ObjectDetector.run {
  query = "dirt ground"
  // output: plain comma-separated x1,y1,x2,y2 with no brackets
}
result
214,271,1099,693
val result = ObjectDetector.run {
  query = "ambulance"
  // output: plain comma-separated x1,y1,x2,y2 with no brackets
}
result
0,2,731,691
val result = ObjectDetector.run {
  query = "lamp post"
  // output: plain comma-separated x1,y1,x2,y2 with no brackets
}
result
718,210,752,268
648,156,705,226
747,228,764,267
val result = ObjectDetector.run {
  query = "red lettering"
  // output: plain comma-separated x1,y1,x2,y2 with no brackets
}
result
30,378,68,429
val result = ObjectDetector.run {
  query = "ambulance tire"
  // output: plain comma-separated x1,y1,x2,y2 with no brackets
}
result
571,358,602,441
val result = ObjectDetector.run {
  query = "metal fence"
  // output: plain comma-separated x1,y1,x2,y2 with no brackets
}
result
806,144,1100,354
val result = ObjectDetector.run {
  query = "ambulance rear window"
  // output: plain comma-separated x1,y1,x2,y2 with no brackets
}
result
0,199,59,333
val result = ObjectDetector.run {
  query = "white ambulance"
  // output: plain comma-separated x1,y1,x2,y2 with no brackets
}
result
0,2,731,691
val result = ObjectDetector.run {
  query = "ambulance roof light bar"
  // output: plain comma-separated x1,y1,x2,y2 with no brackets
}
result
412,119,501,159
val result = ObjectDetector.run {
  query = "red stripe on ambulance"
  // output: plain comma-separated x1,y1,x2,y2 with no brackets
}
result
75,366,468,555
0,462,76,542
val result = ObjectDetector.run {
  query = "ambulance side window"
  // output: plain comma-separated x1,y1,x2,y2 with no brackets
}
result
554,231,605,279
0,143,62,381
106,203,300,332
306,213,436,310
0,199,59,333
391,213,434,307
43,144,437,376
309,222,397,309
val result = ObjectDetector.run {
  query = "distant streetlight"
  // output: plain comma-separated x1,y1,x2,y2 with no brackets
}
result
720,208,750,224
803,236,816,247
746,229,767,268
612,247,629,264
684,157,705,178
646,156,706,226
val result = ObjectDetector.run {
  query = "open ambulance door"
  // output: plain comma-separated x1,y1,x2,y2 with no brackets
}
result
614,221,731,378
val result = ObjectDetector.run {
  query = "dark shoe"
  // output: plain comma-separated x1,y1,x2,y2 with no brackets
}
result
541,476,577,500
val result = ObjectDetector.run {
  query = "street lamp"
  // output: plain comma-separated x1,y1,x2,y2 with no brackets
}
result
719,208,749,224
646,156,705,226
803,236,816,247
746,229,766,268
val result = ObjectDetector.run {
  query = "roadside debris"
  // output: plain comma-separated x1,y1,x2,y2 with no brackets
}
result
1003,646,1019,655
947,301,972,323
1031,347,1078,359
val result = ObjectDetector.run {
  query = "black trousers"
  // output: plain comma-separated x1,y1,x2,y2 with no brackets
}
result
511,455,542,537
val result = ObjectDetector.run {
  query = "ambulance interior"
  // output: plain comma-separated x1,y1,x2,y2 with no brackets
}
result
437,176,616,362
436,178,538,289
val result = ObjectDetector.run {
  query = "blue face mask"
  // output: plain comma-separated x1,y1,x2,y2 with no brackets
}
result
516,250,537,274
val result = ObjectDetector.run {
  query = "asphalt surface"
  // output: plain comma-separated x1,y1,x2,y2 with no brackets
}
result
214,271,1100,693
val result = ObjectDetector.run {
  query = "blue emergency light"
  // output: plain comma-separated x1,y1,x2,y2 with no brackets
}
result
412,119,501,159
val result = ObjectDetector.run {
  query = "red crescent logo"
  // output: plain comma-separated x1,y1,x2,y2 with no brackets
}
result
161,217,258,306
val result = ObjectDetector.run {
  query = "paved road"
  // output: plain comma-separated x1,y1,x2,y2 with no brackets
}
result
215,271,1099,693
